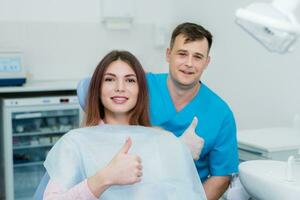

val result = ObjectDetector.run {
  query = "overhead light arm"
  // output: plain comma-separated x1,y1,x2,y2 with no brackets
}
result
235,0,300,53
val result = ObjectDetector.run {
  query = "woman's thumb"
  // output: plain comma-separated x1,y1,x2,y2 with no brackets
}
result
120,137,132,154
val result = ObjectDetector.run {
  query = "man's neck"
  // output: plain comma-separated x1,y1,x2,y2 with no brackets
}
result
167,77,200,112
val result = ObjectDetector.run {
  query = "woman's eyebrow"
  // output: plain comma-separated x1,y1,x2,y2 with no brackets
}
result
104,73,116,77
104,73,136,77
125,74,136,77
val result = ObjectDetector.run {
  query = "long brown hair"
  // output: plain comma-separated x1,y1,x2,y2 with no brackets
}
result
84,50,150,127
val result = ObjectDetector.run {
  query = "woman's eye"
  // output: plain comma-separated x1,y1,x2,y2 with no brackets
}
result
126,78,136,83
104,78,114,82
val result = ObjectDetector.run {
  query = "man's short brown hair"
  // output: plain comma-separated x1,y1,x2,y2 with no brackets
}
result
170,22,213,52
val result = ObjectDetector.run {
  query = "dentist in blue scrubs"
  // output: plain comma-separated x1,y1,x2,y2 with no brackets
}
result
35,22,238,200
146,22,238,200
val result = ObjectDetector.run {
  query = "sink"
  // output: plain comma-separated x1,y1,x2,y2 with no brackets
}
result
239,160,300,200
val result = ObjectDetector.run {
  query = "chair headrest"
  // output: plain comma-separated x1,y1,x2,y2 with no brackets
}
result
76,77,91,110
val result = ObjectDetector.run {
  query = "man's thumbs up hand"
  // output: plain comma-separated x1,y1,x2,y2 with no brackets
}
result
179,117,204,160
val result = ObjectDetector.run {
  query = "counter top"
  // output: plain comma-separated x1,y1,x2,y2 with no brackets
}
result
238,127,300,152
0,79,79,93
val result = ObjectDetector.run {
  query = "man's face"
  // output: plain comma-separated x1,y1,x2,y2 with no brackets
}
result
166,34,210,88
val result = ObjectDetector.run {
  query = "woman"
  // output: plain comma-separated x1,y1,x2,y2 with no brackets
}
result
43,50,206,200
44,50,149,199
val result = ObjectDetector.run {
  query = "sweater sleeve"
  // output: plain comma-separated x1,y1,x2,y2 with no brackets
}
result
43,179,99,200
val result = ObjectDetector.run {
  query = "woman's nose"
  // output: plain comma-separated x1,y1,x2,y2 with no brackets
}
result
114,80,125,92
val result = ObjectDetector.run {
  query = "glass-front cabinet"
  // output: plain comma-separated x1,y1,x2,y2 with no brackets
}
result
0,96,82,200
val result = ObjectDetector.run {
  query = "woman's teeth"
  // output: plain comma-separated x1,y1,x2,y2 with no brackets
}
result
111,97,128,104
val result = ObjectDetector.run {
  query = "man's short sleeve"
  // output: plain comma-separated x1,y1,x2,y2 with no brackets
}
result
208,110,239,176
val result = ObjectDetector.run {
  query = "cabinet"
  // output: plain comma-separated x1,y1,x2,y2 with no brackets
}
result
0,95,82,199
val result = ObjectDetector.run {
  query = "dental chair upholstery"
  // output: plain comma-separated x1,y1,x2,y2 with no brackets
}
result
76,77,91,110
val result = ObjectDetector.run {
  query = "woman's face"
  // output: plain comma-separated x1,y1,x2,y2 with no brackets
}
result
101,60,139,118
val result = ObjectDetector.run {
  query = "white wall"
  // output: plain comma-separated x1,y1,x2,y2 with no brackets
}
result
0,0,300,130
0,0,174,80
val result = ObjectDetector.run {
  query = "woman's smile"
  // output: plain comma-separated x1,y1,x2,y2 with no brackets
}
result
111,96,129,104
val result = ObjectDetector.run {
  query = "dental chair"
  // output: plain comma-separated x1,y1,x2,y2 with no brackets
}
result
33,78,91,200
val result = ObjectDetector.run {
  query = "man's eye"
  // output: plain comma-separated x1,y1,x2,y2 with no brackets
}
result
178,53,187,56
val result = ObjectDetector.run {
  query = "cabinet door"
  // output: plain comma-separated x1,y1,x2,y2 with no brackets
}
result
4,106,81,200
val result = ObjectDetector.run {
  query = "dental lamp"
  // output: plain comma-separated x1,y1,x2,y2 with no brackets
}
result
235,0,300,53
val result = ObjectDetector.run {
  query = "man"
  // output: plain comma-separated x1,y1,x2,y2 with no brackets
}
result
146,22,239,200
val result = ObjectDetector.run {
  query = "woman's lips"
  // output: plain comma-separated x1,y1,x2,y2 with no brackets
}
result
110,96,129,104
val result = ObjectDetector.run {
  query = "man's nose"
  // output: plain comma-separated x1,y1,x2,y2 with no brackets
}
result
185,55,193,67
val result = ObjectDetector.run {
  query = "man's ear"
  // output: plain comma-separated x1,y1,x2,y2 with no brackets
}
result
204,55,211,70
166,48,171,63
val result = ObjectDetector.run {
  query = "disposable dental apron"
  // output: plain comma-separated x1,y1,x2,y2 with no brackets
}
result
44,125,207,200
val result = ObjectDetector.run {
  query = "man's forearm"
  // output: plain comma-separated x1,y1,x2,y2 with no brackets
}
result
203,176,230,200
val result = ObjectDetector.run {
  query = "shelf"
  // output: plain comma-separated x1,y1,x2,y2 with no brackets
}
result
16,197,34,200
14,161,44,168
13,143,55,150
13,130,69,137
13,113,78,120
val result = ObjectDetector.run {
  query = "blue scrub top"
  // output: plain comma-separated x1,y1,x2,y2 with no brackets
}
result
146,73,239,181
